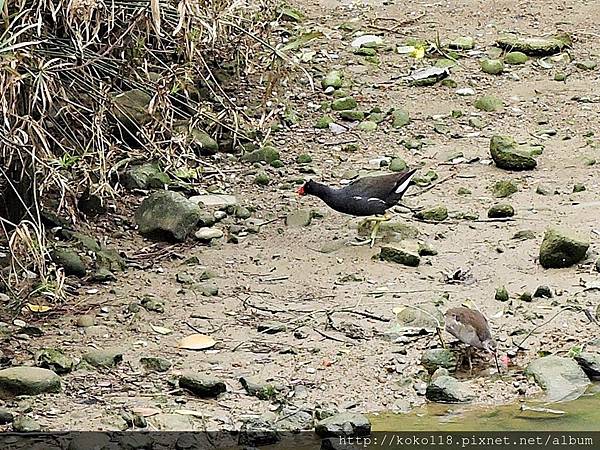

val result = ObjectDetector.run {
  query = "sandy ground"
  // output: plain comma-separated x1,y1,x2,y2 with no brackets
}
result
1,0,600,431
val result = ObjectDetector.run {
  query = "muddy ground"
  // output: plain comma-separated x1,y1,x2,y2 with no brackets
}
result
2,0,600,431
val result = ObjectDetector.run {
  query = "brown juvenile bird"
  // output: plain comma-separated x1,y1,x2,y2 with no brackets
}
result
445,306,500,373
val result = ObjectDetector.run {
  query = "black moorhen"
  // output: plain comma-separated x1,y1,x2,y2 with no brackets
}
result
297,169,417,246
445,305,501,374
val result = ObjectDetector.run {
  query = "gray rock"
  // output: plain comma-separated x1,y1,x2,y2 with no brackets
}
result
140,357,172,373
315,412,371,437
123,163,169,190
526,356,590,402
234,206,252,219
0,367,61,396
76,315,96,327
286,209,312,227
0,408,14,424
51,248,86,277
391,109,410,128
34,348,74,374
12,415,42,432
574,353,600,380
387,303,444,337
90,268,117,282
151,413,195,431
358,219,419,243
96,248,126,273
512,230,536,240
425,375,475,403
239,376,281,400
173,120,218,156
190,194,238,208
533,285,553,298
199,282,219,297
140,295,164,313
112,89,152,130
408,66,449,86
239,417,280,446
379,245,420,267
276,406,313,431
194,227,224,241
421,349,457,373
539,228,589,269
431,368,450,381
257,321,287,334
135,190,202,241
82,348,123,368
179,372,226,397
490,135,537,171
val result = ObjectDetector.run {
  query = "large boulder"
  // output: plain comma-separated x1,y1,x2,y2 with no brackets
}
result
0,367,61,397
135,190,202,241
526,355,590,402
539,228,589,268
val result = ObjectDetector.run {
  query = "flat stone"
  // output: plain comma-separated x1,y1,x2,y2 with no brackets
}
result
0,367,61,397
12,415,42,432
315,412,371,438
194,227,224,241
82,348,124,368
140,357,172,373
425,375,475,403
526,356,590,402
286,209,312,227
179,372,226,398
421,349,457,374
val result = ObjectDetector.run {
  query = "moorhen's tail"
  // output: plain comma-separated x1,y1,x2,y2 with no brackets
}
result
384,168,418,206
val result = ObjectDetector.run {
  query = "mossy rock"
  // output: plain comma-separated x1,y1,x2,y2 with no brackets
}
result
34,349,74,375
357,120,377,132
539,228,589,269
331,97,358,111
505,51,529,64
474,95,503,112
448,36,474,50
490,135,537,171
315,115,334,129
391,109,410,128
51,248,86,277
421,349,457,374
379,245,420,267
492,180,518,198
480,59,504,75
415,205,448,222
339,110,365,121
321,70,343,89
123,163,170,190
112,89,152,130
173,121,219,156
496,33,571,55
495,286,509,302
241,146,280,164
389,158,407,172
488,203,515,218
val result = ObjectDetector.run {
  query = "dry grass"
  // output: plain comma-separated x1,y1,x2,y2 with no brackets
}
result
0,0,291,306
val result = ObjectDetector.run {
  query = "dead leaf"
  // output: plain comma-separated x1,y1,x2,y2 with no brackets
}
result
151,324,173,335
27,304,51,313
178,334,216,350
131,407,161,417
174,409,205,418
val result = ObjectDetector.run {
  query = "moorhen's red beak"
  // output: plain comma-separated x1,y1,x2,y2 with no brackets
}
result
297,185,305,196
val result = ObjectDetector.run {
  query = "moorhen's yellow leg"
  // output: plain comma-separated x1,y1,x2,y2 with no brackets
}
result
367,213,393,248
